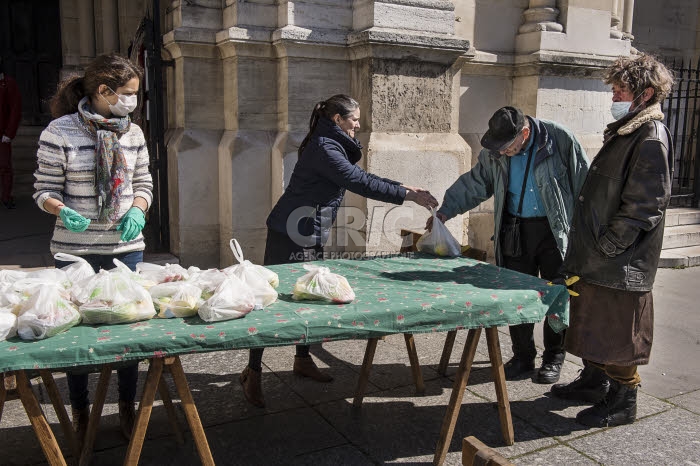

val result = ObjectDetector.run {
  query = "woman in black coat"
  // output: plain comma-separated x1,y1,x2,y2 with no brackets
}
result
240,94,438,407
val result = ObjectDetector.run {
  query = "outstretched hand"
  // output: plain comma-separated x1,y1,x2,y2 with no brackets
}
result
425,211,448,231
403,185,438,211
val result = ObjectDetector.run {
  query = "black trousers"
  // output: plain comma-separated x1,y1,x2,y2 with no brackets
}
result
248,229,322,370
501,215,566,364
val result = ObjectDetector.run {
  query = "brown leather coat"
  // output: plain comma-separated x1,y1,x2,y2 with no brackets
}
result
563,103,673,292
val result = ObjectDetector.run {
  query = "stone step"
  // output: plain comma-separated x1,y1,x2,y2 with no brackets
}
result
665,207,700,227
659,245,700,268
662,224,700,249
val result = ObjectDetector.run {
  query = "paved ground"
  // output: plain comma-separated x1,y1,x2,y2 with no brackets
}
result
1,195,699,465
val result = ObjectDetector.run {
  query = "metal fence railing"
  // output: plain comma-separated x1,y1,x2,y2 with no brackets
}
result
662,58,700,207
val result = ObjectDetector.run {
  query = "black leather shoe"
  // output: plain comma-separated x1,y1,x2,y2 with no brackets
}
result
551,365,610,403
503,357,535,380
536,362,562,384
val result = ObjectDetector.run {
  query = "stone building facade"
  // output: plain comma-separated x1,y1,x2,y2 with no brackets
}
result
6,0,700,267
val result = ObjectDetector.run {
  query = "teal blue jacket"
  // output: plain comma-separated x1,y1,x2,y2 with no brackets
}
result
438,117,590,266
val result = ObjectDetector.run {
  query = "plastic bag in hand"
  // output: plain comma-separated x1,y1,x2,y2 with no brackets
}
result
17,284,81,340
222,239,278,308
150,282,203,318
55,253,96,286
416,209,462,257
136,262,189,284
292,264,355,304
198,275,256,322
0,311,17,341
187,268,227,301
75,270,156,324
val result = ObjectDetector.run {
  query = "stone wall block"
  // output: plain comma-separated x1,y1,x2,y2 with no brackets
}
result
280,1,353,30
365,59,453,133
224,0,277,28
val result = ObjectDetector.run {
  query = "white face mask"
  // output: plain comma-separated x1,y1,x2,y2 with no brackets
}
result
610,101,631,120
101,86,138,117
610,91,645,121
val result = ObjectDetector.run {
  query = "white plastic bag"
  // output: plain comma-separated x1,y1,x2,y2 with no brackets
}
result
136,262,189,284
0,311,17,341
17,284,81,340
150,282,203,318
0,269,27,285
292,264,355,303
55,253,96,285
110,259,158,290
187,268,227,301
24,268,72,289
223,239,278,307
416,209,462,257
75,270,156,324
198,275,256,322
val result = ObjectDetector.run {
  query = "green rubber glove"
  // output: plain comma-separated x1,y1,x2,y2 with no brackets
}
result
59,206,91,232
117,207,146,242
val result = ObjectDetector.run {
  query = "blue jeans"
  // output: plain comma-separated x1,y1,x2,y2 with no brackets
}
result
55,251,143,409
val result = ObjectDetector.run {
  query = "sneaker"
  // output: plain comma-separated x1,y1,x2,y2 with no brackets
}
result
536,362,562,384
503,356,535,381
551,365,610,403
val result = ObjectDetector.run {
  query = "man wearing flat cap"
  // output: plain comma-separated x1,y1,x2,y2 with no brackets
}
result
428,106,589,383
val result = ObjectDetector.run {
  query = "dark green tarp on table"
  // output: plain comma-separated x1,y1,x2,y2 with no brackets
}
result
0,255,569,372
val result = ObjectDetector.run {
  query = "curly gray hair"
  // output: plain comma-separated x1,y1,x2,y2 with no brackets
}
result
605,53,675,105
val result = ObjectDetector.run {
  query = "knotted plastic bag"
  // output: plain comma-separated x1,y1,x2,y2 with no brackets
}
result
55,253,96,286
222,239,278,308
136,262,189,284
198,275,256,322
74,270,156,324
292,264,355,304
16,284,81,340
187,268,227,301
150,282,203,318
417,209,462,257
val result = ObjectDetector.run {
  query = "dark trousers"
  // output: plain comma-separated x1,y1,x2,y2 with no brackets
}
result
0,142,13,202
502,215,566,364
55,251,143,409
248,230,320,371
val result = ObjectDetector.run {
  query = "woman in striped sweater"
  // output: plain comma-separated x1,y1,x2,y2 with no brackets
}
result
33,53,153,445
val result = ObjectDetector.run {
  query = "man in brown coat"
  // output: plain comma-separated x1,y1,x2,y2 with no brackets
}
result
553,53,674,427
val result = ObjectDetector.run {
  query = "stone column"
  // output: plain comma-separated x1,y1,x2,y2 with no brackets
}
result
162,0,224,268
610,0,623,39
622,0,634,40
519,0,563,33
347,0,471,253
216,0,280,265
79,0,96,64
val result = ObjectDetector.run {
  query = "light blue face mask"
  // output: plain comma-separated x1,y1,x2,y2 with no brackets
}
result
610,91,645,120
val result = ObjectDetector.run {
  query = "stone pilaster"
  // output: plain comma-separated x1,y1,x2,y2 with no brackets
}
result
347,0,471,253
163,0,223,268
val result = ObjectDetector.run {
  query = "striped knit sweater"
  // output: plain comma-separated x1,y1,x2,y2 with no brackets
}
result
33,113,153,255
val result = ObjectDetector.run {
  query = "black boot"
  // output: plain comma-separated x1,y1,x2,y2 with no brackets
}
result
503,356,535,381
550,364,610,403
536,362,562,384
576,379,637,427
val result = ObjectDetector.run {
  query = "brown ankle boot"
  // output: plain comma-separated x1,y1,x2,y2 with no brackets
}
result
118,400,136,440
293,356,333,382
71,406,90,451
239,366,265,408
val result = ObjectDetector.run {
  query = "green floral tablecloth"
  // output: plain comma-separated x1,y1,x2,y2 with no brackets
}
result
0,255,569,372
